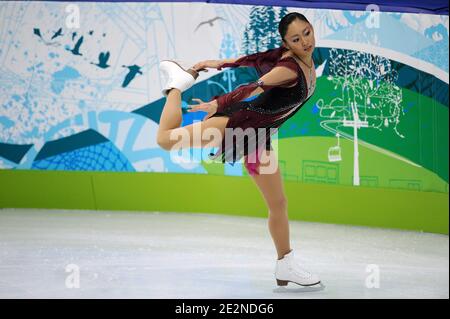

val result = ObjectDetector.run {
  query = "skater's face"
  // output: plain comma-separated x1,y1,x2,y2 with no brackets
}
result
282,19,315,58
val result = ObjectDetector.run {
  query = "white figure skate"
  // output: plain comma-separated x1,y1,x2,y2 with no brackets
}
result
159,60,200,97
275,250,321,287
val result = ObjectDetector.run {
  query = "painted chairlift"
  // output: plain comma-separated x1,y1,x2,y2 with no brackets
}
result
328,133,342,162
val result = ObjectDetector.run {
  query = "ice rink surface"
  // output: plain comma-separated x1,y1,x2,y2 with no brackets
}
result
0,208,448,299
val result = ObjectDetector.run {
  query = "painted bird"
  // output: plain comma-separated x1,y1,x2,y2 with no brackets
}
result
67,36,84,56
33,28,43,38
33,28,60,47
51,28,63,40
121,65,143,88
194,17,226,32
91,51,111,69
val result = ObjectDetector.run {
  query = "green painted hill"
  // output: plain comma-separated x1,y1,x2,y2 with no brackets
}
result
278,76,449,183
201,136,447,194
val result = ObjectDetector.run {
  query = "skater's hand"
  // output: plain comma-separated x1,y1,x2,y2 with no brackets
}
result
187,98,218,121
192,60,223,71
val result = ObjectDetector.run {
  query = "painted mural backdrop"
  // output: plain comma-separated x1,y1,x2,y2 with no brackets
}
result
0,1,448,193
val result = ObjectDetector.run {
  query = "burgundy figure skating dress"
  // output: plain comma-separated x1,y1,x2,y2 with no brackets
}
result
208,45,315,176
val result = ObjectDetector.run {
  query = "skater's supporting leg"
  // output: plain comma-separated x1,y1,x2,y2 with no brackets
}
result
249,150,291,259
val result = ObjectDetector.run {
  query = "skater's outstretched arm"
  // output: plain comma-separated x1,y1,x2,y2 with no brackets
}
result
188,58,298,119
193,57,243,71
213,58,299,113
217,47,286,75
193,46,284,72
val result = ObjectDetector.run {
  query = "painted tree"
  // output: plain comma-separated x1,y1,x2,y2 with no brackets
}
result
240,26,251,55
317,48,404,185
219,34,238,92
266,6,280,49
241,6,284,54
278,6,289,22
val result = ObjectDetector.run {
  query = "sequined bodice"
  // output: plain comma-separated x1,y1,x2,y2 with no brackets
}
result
241,56,313,116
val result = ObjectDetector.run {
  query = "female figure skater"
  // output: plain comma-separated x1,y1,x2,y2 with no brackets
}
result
157,12,320,287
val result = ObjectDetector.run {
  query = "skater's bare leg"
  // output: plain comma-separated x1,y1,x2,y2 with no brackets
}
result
157,88,229,150
248,150,291,259
158,88,183,132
